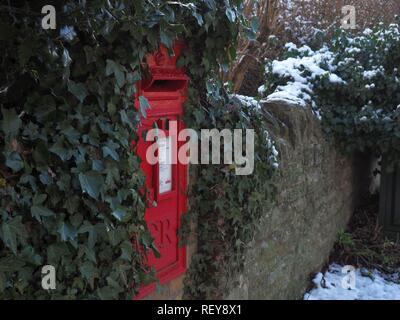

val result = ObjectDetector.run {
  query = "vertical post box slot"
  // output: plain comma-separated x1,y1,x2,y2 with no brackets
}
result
158,136,173,195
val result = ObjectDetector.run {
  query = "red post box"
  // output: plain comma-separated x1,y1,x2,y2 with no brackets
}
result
134,42,189,299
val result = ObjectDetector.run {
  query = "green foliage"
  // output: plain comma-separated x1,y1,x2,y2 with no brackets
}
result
337,230,355,248
319,22,400,167
261,20,400,168
0,0,250,299
182,88,278,299
332,196,400,274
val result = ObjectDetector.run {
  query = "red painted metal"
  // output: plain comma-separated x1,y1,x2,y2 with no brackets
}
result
133,42,189,299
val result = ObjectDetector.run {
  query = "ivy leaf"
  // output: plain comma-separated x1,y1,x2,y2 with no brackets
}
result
192,12,204,26
32,193,47,205
0,256,25,272
2,223,18,255
97,285,121,300
1,108,22,137
67,80,88,103
120,110,135,130
79,223,97,249
204,0,216,10
61,125,81,145
84,245,97,263
19,175,37,191
58,222,77,242
102,146,119,161
62,47,72,67
39,171,53,185
78,172,104,200
126,71,141,85
31,206,55,222
102,140,120,161
1,217,26,255
120,240,133,261
160,31,173,49
47,243,67,265
50,138,73,161
92,160,105,172
33,142,51,166
21,246,43,266
225,8,236,22
80,261,98,289
111,208,127,222
5,152,24,172
105,59,126,88
139,96,151,119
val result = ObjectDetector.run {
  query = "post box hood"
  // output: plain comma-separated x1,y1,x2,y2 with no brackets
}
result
140,41,190,94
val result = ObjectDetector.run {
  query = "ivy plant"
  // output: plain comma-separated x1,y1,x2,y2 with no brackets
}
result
182,85,279,299
0,0,259,299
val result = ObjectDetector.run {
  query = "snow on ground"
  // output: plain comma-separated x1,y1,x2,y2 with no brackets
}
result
305,264,400,300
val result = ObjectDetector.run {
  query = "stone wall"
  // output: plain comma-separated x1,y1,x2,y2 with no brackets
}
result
225,100,367,300
145,100,367,300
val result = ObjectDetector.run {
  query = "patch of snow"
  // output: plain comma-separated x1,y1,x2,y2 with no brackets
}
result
265,130,279,169
231,94,261,109
329,74,344,83
266,85,311,108
365,83,376,90
345,47,362,54
305,264,400,300
230,94,280,170
264,44,344,108
363,28,373,36
258,84,266,96
363,70,379,79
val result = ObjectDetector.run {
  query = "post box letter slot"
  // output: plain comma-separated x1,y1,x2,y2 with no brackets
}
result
143,79,187,93
158,136,172,194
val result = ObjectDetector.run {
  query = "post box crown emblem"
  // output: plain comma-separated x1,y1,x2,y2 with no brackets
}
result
138,41,189,108
145,41,187,77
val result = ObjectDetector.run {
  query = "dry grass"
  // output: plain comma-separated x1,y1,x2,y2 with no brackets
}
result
280,0,400,43
228,0,400,94
227,0,280,94
329,195,400,275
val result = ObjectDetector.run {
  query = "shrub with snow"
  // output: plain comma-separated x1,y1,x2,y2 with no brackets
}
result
260,19,400,166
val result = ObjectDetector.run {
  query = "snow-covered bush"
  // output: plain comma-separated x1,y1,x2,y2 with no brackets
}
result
260,20,400,166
